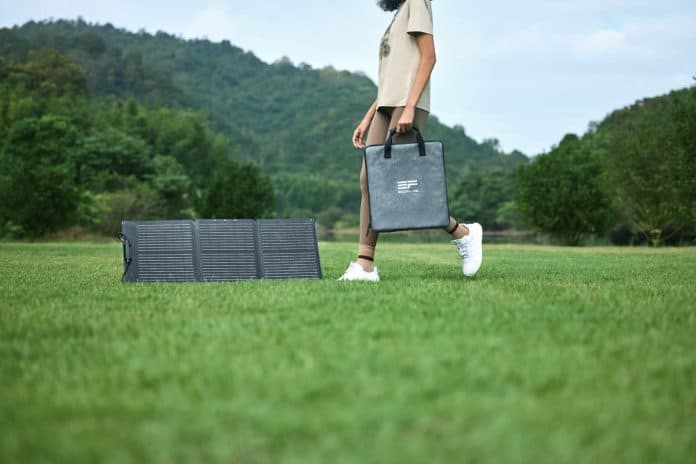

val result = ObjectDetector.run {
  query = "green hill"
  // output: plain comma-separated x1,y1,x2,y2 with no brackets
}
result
1,19,527,226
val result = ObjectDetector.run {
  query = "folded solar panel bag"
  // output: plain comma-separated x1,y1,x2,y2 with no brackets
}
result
364,127,450,232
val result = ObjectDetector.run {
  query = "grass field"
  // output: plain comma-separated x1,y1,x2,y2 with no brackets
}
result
1,241,695,463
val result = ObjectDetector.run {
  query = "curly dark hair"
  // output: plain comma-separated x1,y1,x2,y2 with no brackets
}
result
377,0,406,11
378,0,431,12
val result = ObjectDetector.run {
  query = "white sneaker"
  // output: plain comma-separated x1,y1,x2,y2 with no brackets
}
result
338,261,380,282
451,223,483,277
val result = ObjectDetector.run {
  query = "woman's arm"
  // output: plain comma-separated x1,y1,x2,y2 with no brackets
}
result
352,100,378,149
396,33,436,133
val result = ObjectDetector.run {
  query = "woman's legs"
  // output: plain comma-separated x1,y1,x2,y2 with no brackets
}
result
356,109,390,272
349,106,481,278
356,106,430,272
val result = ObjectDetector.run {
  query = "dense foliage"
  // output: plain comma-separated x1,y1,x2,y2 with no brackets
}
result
449,168,518,232
0,50,274,238
1,19,528,236
516,134,614,245
198,160,275,219
516,87,696,245
598,88,696,245
0,115,82,238
2,19,692,244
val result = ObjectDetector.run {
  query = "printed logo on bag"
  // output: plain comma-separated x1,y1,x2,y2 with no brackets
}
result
397,179,420,194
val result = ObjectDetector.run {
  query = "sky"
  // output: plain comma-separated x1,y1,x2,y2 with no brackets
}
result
1,0,695,155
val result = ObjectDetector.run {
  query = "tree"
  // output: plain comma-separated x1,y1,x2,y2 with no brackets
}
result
198,160,275,218
0,51,91,131
449,169,518,230
515,134,615,245
147,155,195,219
598,88,696,245
14,49,88,97
93,184,166,235
272,172,341,217
0,116,82,238
75,127,153,191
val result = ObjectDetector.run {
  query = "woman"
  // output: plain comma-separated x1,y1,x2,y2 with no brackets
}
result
339,0,483,282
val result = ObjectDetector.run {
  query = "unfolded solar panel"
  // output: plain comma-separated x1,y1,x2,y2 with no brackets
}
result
120,219,322,282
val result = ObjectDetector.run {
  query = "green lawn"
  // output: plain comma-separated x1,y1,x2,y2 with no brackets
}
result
1,241,695,463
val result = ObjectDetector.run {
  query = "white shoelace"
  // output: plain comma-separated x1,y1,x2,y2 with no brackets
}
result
454,238,472,258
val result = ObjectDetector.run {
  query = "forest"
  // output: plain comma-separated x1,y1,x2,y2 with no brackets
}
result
0,19,693,244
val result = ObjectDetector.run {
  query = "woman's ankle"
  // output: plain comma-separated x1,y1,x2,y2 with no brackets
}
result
451,224,469,240
357,257,375,272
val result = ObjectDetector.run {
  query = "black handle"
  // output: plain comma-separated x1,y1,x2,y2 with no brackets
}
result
117,232,132,283
384,126,426,159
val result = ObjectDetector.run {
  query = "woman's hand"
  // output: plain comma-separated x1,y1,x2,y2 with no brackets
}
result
352,101,377,149
396,106,416,134
352,120,370,149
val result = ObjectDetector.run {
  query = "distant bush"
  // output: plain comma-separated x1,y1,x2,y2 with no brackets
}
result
0,115,82,238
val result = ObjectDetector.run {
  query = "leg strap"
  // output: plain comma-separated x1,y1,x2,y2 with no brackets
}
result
358,255,374,262
447,221,459,234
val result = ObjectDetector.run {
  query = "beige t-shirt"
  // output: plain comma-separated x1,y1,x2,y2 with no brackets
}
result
376,0,434,112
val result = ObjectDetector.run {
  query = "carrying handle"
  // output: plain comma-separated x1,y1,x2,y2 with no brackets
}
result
117,232,132,282
384,126,426,159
